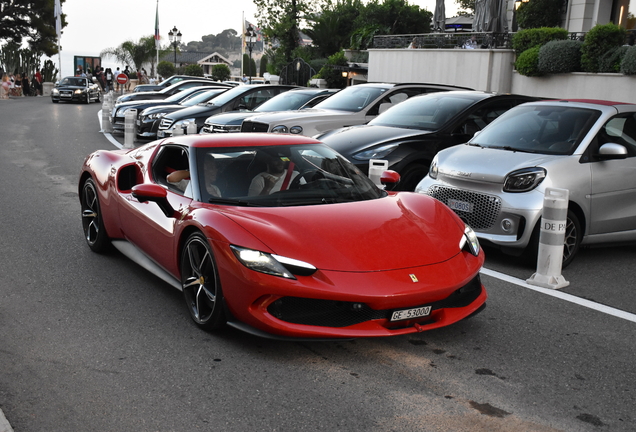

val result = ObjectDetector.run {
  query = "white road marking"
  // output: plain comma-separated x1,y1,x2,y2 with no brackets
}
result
481,267,636,323
98,109,123,149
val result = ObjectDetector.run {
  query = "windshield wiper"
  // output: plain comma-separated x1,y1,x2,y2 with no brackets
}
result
207,197,259,206
489,145,538,153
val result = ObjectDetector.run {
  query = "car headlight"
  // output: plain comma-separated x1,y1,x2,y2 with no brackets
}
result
289,126,303,134
503,167,546,193
271,125,288,133
173,118,197,127
147,112,166,119
428,159,438,179
230,245,317,279
74,89,85,94
52,88,59,95
352,143,399,161
459,224,480,256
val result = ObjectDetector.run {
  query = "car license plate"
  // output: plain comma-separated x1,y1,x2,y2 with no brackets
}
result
390,306,432,321
448,199,473,213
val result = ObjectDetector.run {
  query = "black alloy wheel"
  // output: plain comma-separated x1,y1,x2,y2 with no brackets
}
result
181,232,226,330
81,178,110,252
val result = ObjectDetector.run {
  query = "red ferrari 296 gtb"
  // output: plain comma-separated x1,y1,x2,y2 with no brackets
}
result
79,133,486,340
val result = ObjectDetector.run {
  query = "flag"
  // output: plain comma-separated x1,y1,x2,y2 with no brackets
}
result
245,20,263,43
54,0,62,42
154,1,160,49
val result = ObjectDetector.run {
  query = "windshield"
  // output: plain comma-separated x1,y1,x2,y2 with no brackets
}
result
369,93,479,130
313,86,388,112
254,91,320,112
61,77,87,86
165,88,204,103
205,85,253,106
471,105,601,155
183,89,226,106
194,144,385,207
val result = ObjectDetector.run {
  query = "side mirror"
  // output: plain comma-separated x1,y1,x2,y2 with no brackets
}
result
378,102,392,114
380,170,401,190
131,184,176,218
596,143,628,160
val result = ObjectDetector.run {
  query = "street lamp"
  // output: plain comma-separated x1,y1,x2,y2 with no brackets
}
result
168,26,182,67
245,25,257,84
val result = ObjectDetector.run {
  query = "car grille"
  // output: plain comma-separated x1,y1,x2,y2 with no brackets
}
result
60,90,73,99
426,185,501,230
241,120,269,133
267,275,483,328
202,123,233,133
159,118,173,130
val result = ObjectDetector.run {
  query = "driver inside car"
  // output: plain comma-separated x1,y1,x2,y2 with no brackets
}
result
248,155,301,196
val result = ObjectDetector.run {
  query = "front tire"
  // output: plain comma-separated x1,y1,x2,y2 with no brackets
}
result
181,232,226,330
397,162,429,191
81,178,110,252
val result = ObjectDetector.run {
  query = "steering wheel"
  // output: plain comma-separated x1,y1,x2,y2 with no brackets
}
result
289,169,322,189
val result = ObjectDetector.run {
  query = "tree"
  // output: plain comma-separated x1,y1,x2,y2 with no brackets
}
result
354,0,432,35
516,0,565,29
101,36,167,72
184,64,204,76
157,60,175,79
211,64,231,81
455,0,475,15
0,0,68,57
255,0,315,73
304,0,363,57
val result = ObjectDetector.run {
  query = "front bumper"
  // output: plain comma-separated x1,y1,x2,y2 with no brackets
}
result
216,243,487,339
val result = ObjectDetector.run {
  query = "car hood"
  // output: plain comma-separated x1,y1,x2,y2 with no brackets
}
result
56,85,87,90
117,99,169,110
247,108,357,125
321,125,432,155
141,104,184,115
437,145,558,183
206,111,254,125
166,104,219,121
217,193,465,272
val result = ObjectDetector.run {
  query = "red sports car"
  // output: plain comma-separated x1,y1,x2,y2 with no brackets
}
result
79,134,486,339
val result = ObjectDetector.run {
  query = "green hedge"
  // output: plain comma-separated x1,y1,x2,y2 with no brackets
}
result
512,27,568,56
538,40,582,74
620,46,636,75
581,24,626,72
515,46,543,77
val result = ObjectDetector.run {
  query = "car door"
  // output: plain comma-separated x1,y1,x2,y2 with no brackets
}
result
588,113,636,234
230,87,290,111
117,145,193,273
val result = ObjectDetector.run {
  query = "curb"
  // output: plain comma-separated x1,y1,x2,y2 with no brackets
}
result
0,408,13,432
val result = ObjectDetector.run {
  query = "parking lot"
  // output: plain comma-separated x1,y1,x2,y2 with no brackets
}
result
0,96,634,431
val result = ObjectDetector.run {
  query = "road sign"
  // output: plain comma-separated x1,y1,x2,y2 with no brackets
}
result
116,73,129,85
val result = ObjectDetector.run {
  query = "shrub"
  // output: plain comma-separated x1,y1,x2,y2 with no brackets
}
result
512,27,569,56
538,40,582,74
41,59,58,82
515,46,543,77
620,46,636,75
316,51,348,88
598,45,629,72
157,61,175,79
184,64,204,77
211,64,231,81
581,23,626,72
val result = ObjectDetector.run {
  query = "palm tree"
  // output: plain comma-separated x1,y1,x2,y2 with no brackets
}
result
101,36,170,76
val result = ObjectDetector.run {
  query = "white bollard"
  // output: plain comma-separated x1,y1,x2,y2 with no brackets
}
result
124,108,137,148
173,126,184,136
526,188,570,289
186,121,197,135
368,159,388,188
101,96,113,133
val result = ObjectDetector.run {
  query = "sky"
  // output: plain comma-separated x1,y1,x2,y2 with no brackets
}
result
54,0,459,77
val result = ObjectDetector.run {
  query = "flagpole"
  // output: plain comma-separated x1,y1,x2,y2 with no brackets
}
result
155,0,160,80
241,11,245,81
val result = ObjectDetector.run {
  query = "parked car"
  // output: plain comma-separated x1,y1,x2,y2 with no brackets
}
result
200,88,339,134
79,133,487,339
416,99,636,267
240,82,472,137
110,86,226,133
132,75,214,93
318,91,539,191
116,79,230,104
136,88,228,139
157,84,298,138
51,76,101,104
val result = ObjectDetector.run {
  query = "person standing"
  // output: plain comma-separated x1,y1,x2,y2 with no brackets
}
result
22,73,31,96
105,68,113,92
35,69,43,96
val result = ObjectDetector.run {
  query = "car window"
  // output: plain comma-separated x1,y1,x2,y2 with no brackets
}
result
593,113,636,157
472,105,601,155
152,145,191,195
237,89,278,110
454,100,515,135
367,88,432,116
314,86,388,112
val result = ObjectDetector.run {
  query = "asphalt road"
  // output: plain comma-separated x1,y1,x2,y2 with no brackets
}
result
0,96,634,432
